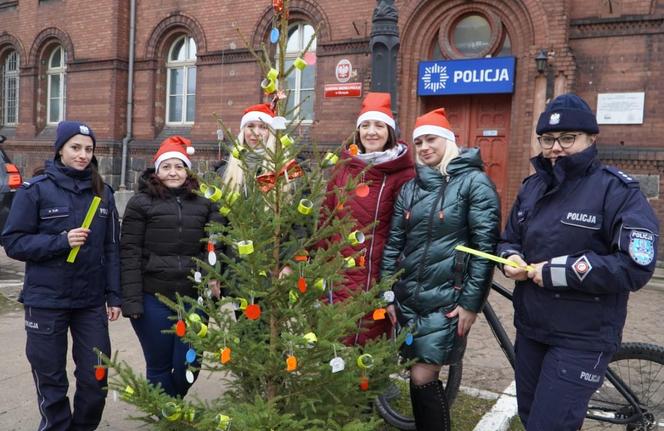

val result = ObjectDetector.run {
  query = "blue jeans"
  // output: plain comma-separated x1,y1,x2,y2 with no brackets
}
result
130,293,200,397
25,305,111,431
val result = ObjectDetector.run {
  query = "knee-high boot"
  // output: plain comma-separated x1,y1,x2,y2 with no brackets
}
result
409,380,451,431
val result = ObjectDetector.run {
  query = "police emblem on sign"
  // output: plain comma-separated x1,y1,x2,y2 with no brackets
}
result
629,230,655,266
549,113,560,125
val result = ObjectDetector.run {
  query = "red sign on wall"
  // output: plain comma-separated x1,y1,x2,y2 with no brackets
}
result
324,83,362,98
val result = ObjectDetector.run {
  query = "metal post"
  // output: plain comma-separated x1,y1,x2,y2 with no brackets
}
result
370,0,400,122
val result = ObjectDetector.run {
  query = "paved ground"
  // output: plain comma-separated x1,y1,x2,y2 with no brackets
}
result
2,247,664,429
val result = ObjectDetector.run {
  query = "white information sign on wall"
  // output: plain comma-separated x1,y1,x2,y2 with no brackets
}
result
596,92,645,124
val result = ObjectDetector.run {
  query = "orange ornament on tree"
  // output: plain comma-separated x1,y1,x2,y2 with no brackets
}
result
298,277,308,293
245,304,261,320
95,366,106,381
175,319,186,337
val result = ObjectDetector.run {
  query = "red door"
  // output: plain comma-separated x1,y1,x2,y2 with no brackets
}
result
423,94,511,220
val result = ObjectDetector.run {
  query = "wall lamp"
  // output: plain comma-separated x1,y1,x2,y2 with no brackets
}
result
535,49,548,74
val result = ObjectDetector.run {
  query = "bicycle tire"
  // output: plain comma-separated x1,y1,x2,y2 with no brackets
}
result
375,361,463,430
584,342,664,430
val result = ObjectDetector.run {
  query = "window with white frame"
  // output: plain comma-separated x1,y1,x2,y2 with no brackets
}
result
47,46,66,124
2,50,19,125
284,22,316,122
166,35,196,124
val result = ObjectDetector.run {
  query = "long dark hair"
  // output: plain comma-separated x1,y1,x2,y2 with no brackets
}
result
90,163,105,197
349,125,398,153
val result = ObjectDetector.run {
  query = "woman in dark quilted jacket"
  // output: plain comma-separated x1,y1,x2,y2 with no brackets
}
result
381,108,500,430
120,136,218,397
321,92,415,345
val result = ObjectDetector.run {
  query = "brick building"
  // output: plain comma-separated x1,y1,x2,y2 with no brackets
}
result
0,0,663,232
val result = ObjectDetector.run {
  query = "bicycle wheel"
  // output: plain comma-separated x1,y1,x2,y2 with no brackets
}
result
375,361,462,430
584,342,664,430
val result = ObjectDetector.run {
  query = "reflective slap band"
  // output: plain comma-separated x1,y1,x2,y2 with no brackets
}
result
348,231,365,245
356,353,374,369
236,240,254,255
196,322,208,337
549,255,568,287
280,135,294,148
294,57,307,70
204,185,223,202
322,152,339,167
266,68,278,81
226,191,240,205
297,199,313,215
261,78,276,93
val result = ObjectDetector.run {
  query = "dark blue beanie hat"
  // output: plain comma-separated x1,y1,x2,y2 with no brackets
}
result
536,93,599,135
53,121,96,158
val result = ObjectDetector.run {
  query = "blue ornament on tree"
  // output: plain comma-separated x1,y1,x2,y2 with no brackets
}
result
270,28,280,44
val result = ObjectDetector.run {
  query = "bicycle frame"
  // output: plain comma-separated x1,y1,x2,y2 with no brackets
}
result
486,281,648,424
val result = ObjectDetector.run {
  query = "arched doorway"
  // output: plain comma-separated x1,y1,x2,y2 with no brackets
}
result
421,10,514,218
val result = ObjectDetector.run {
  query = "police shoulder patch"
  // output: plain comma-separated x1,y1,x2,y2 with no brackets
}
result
21,174,48,188
628,230,655,266
603,166,639,187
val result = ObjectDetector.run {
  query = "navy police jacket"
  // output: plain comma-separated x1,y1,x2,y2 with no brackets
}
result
498,145,658,352
1,161,121,309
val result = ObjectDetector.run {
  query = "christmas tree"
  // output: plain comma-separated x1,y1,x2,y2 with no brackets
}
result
105,1,404,429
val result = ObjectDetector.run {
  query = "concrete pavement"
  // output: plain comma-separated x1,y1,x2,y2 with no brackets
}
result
2,247,664,430
0,248,226,430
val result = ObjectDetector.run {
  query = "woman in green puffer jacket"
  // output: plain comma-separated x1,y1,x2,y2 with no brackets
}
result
381,108,500,430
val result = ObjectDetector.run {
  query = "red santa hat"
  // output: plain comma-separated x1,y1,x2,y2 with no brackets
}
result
153,136,195,170
412,108,456,143
356,92,395,129
240,103,275,129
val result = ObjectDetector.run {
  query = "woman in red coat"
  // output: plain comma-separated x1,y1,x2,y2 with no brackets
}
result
322,92,415,345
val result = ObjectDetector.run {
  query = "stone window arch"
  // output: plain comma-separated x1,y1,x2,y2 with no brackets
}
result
145,14,205,131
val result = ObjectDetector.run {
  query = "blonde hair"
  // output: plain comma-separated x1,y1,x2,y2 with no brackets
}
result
415,138,460,176
222,128,277,191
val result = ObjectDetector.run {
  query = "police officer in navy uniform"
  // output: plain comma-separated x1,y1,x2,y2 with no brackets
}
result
498,93,659,431
1,121,121,431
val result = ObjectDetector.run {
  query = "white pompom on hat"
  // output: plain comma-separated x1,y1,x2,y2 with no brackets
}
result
240,103,275,129
356,92,396,129
412,108,456,143
153,136,195,170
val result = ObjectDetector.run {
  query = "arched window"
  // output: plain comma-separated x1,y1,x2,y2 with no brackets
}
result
284,22,316,122
166,35,196,125
2,50,19,125
47,46,66,124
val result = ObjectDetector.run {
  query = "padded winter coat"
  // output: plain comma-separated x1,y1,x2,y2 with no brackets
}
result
381,148,500,364
1,161,121,309
120,170,217,316
322,144,414,344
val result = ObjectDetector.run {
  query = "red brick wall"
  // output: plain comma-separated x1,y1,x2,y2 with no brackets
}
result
0,0,662,253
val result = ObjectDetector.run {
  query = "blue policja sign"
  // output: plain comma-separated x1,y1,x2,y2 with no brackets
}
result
418,57,516,96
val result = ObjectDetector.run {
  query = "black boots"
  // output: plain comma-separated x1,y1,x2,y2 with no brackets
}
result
410,380,451,431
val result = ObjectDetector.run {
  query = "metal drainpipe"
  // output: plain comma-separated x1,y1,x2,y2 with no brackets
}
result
120,0,136,190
